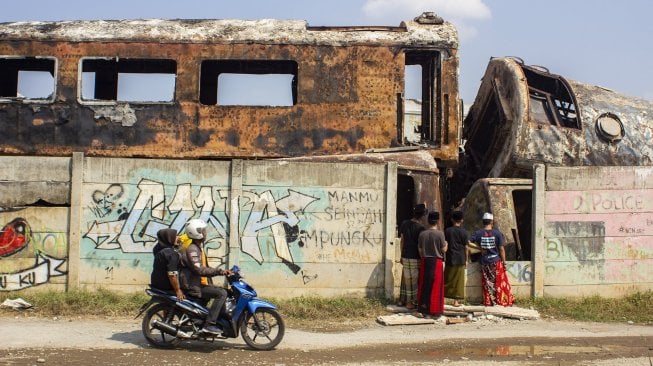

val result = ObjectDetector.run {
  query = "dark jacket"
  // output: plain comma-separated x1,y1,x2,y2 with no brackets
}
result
150,229,180,291
179,242,222,297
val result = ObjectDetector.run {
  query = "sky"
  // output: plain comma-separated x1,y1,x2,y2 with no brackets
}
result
2,0,652,106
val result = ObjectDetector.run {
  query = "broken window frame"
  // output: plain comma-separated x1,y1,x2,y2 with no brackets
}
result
523,66,580,130
78,57,177,105
403,50,442,146
199,59,298,107
0,56,57,104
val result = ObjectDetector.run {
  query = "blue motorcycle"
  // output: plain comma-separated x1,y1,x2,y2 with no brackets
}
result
138,265,285,350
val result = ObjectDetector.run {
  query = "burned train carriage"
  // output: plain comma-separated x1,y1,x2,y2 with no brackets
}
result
457,56,653,196
0,14,460,162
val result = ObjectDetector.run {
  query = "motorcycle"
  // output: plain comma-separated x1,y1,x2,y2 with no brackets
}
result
137,265,285,350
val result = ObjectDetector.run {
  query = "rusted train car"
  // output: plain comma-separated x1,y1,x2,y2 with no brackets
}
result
0,13,462,224
455,57,653,261
454,57,653,202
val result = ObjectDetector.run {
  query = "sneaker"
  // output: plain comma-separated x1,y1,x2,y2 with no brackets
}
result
201,324,222,334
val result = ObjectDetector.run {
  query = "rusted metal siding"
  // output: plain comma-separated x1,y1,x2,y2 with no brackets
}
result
0,18,460,163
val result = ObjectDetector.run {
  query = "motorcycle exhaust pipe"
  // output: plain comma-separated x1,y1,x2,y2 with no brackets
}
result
151,320,192,338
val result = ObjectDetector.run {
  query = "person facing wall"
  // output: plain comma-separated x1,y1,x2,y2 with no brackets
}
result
417,211,447,317
397,203,427,309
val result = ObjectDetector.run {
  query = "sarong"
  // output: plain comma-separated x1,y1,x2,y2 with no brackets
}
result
417,256,444,316
444,264,466,300
399,258,420,306
481,261,514,306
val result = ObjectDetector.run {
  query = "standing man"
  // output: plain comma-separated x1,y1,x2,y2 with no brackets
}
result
417,211,447,317
397,203,427,310
444,210,468,307
469,212,514,306
179,219,232,334
150,228,185,301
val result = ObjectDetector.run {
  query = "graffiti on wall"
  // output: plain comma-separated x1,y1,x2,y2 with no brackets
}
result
0,217,67,291
83,179,320,273
239,190,318,272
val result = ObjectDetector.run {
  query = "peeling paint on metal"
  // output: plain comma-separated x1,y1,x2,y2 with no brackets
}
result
91,104,137,127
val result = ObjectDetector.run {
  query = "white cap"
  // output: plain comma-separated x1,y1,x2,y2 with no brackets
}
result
482,212,494,220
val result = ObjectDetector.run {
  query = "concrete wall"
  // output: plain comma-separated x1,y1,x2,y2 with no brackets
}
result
0,154,396,298
534,165,653,297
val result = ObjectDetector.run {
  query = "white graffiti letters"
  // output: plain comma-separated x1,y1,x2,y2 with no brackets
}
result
0,254,66,291
85,179,227,253
240,190,318,264
84,182,318,268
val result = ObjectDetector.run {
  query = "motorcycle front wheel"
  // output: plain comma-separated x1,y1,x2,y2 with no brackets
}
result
142,302,183,348
240,308,285,350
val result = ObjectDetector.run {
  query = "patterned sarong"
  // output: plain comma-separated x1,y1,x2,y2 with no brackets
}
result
481,261,514,306
417,257,444,316
444,264,466,300
399,258,420,306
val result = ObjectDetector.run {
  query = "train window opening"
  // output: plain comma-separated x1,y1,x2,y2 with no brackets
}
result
80,58,176,103
403,65,422,144
523,66,579,129
218,74,294,106
0,57,56,101
405,51,441,146
200,60,298,106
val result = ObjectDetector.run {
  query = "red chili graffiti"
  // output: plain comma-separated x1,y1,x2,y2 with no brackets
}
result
0,217,30,257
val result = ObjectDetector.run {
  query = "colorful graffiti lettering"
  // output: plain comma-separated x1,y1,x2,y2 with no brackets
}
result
83,180,319,271
0,217,67,291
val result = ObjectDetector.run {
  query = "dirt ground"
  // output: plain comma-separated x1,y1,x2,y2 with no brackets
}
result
1,314,652,365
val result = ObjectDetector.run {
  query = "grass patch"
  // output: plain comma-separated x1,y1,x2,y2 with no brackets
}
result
0,289,149,317
2,290,652,327
515,291,653,324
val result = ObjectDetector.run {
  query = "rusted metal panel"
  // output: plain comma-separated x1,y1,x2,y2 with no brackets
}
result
0,17,461,164
453,56,653,206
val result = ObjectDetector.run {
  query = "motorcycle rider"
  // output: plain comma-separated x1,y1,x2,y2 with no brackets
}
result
150,228,185,301
179,219,231,335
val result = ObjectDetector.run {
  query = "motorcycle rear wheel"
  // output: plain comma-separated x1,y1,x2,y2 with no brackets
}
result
240,308,285,350
142,303,183,348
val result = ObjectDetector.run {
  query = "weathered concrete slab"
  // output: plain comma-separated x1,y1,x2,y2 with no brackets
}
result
377,313,436,326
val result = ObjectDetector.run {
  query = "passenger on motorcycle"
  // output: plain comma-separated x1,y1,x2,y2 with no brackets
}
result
179,219,232,335
150,228,185,301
